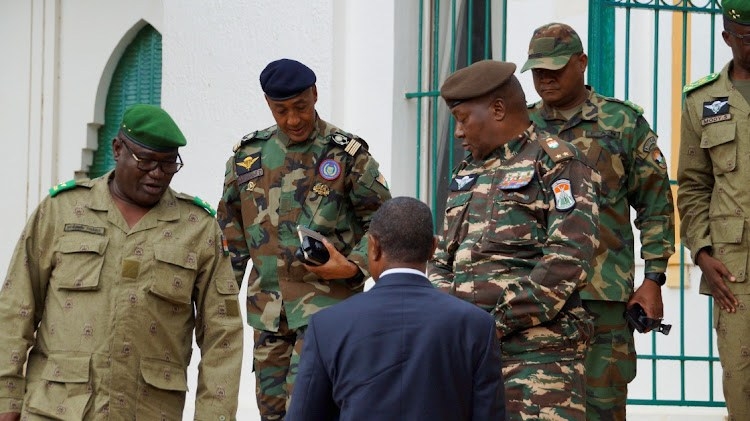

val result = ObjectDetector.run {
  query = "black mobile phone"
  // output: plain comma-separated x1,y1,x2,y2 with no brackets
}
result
624,303,671,335
295,225,330,266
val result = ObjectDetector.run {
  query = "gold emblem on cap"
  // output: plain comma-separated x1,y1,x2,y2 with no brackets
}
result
313,183,330,196
237,155,259,170
730,9,740,20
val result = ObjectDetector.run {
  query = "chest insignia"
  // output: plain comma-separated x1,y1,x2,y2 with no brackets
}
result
498,170,534,190
246,181,256,191
319,159,342,181
552,178,576,211
450,174,478,191
701,97,731,126
236,153,263,185
313,183,331,197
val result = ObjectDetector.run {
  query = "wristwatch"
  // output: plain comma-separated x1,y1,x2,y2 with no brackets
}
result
644,272,666,287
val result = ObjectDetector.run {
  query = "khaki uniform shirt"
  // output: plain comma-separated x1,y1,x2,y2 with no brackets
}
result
679,61,750,295
0,173,243,420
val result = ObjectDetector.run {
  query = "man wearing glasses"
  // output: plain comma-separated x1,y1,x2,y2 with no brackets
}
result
679,1,750,419
0,104,243,420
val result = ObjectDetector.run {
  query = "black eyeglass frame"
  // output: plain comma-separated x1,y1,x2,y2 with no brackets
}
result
119,139,184,174
725,29,750,46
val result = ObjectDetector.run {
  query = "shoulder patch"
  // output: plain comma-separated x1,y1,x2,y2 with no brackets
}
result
326,132,370,156
49,179,78,197
192,196,217,217
683,72,720,94
606,97,643,115
232,126,275,153
176,193,217,217
538,136,574,163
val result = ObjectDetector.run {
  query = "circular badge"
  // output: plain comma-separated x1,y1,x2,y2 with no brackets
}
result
319,159,341,181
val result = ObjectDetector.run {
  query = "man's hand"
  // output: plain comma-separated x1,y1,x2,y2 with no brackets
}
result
303,238,360,280
0,412,21,421
696,249,738,313
628,278,664,323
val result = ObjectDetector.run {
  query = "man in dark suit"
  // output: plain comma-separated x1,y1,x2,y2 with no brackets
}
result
287,196,505,421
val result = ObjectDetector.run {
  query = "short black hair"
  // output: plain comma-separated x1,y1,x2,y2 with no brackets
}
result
369,197,434,263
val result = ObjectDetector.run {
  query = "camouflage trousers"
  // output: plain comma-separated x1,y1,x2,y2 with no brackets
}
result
714,293,750,421
503,357,587,420
252,310,306,421
582,300,636,421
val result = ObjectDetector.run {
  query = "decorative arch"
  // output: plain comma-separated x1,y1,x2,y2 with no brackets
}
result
88,24,162,178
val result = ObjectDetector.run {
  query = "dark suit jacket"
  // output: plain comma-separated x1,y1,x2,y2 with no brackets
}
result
287,272,505,421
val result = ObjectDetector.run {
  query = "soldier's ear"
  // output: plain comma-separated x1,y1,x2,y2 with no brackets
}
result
576,53,588,73
490,98,506,121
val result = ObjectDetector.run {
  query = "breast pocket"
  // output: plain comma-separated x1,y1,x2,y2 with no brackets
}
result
149,245,197,306
484,182,546,251
53,236,108,291
701,122,737,175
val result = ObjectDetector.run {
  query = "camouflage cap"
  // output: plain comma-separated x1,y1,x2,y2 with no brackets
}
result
119,104,186,151
520,22,584,73
722,0,750,25
440,60,517,107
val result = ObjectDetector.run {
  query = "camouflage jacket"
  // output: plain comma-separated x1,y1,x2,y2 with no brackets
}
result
678,61,750,295
428,126,600,361
217,117,391,332
0,172,243,420
529,87,675,302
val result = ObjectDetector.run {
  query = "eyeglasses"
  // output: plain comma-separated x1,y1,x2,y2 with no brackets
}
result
120,139,184,174
726,29,750,46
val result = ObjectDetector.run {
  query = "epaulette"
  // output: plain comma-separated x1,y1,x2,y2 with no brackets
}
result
538,136,574,163
683,72,720,94
176,193,217,217
232,126,275,153
49,179,87,197
527,100,540,109
326,131,370,156
605,97,644,115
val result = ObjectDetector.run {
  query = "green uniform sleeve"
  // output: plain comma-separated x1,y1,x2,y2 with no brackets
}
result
0,199,56,413
217,157,251,286
677,99,715,260
628,116,676,272
344,152,392,278
192,221,244,420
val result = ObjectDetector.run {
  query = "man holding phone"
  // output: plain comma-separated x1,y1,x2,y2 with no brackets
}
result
217,58,391,420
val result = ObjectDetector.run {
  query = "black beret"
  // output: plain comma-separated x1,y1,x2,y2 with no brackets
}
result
260,58,317,101
440,60,517,107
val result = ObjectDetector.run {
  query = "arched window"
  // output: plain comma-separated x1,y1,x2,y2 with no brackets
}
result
89,25,162,178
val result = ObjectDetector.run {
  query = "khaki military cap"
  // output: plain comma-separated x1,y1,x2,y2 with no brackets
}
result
440,60,517,107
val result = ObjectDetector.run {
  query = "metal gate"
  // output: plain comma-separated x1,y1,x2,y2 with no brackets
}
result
406,0,727,408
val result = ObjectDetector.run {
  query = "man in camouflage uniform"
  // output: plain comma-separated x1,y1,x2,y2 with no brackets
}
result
217,58,391,420
428,59,600,421
521,23,676,420
0,104,243,420
678,1,750,418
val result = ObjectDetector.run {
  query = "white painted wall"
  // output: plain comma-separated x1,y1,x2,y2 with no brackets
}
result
0,0,732,419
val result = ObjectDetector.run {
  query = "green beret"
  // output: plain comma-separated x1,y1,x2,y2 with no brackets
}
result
440,60,517,107
722,0,750,25
119,104,186,151
521,22,584,73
